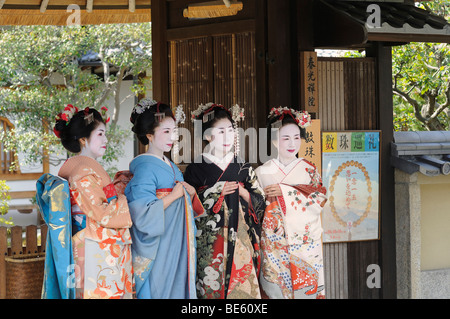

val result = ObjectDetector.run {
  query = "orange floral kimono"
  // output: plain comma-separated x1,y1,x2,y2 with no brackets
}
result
58,155,134,299
255,158,327,299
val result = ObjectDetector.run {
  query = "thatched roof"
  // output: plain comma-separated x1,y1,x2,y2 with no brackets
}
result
0,1,152,25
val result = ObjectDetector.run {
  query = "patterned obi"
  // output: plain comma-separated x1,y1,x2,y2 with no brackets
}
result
156,188,172,199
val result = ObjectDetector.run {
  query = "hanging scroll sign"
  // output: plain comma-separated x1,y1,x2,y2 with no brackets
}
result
300,51,319,114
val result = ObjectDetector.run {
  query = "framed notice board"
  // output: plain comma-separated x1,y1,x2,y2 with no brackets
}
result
321,131,381,243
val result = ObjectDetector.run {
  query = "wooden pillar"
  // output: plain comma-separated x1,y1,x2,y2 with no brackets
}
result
152,0,169,103
266,0,297,107
368,42,397,299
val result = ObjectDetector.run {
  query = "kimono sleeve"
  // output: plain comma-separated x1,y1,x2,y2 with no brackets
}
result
182,164,204,217
241,164,266,226
125,165,166,242
71,172,132,229
306,163,327,207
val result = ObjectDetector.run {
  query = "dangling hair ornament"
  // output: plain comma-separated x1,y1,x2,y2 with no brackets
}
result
172,105,186,162
100,106,111,124
268,106,311,129
83,107,94,125
230,104,245,157
154,102,166,123
174,104,186,125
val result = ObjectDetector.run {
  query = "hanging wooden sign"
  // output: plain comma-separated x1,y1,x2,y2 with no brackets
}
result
300,51,319,114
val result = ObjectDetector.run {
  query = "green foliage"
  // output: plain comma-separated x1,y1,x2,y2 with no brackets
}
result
392,1,450,131
0,180,13,226
0,23,152,169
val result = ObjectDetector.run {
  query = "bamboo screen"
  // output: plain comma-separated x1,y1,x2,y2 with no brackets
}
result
169,32,257,163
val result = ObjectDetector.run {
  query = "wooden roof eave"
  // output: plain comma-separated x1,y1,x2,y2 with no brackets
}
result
314,0,450,48
367,24,450,44
313,0,368,49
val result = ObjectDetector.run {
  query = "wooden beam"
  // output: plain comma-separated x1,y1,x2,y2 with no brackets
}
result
40,0,49,13
86,0,93,13
0,0,6,10
152,0,169,103
129,0,135,13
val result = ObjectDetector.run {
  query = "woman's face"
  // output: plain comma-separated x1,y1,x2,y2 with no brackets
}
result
276,123,301,161
148,117,176,154
80,122,108,159
206,118,235,157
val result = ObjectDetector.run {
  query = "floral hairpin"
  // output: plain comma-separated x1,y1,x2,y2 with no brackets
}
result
54,104,79,138
230,104,245,123
191,102,216,123
133,98,158,115
100,106,111,124
191,102,243,123
268,106,311,129
55,104,79,125
174,105,186,125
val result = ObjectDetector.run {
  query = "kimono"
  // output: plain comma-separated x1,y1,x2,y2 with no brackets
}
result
255,158,327,299
184,152,266,299
36,173,75,299
58,155,134,299
124,154,204,299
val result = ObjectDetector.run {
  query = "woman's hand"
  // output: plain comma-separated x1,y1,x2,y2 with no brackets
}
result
179,181,196,198
263,184,282,198
222,181,239,196
162,182,184,209
220,182,250,203
238,183,250,203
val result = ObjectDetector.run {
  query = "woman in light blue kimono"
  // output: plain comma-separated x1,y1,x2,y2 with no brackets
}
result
123,99,204,299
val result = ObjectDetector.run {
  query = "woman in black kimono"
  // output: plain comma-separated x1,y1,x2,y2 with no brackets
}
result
184,103,266,299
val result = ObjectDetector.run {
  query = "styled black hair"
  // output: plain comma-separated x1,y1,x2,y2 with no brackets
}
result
267,113,306,141
54,108,105,153
130,102,175,145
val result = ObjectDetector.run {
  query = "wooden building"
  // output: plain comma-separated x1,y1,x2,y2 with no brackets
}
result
1,0,449,299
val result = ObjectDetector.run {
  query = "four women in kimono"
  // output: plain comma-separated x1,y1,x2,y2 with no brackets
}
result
46,99,327,299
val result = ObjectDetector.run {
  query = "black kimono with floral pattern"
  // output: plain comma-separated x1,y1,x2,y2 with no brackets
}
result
184,155,266,299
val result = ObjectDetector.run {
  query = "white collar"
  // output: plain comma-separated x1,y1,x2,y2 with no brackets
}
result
273,157,302,174
203,151,234,170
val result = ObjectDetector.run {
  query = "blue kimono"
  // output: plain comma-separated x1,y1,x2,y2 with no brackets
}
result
36,173,76,299
124,154,203,299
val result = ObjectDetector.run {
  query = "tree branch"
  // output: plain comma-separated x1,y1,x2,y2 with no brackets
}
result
393,87,427,123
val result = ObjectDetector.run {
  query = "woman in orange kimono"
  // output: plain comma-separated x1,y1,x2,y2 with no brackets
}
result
53,105,134,299
255,107,327,299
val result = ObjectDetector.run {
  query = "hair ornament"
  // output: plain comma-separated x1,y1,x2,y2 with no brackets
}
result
191,103,226,123
53,104,79,138
133,98,158,115
174,105,186,125
83,107,94,125
55,104,79,125
230,104,245,123
100,106,111,124
268,106,311,129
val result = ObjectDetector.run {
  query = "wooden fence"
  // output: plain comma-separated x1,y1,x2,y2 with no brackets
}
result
0,225,47,299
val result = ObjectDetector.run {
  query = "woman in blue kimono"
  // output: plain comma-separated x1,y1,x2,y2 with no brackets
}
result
124,99,204,299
